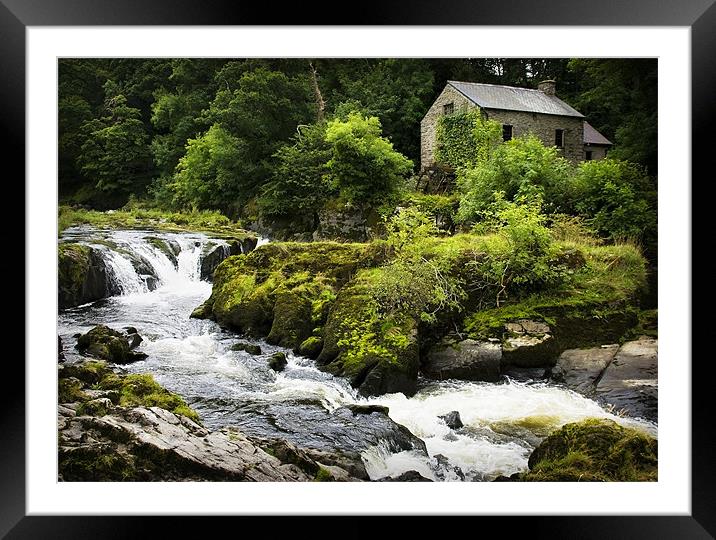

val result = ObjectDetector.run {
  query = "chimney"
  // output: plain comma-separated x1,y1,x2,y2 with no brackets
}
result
538,80,556,96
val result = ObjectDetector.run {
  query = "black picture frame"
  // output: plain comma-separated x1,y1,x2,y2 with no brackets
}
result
6,1,709,537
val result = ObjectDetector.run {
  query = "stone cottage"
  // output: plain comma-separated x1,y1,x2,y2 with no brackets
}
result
420,80,611,169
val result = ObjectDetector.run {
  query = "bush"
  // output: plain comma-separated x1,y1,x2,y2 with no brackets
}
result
572,158,656,242
467,195,564,306
457,135,574,223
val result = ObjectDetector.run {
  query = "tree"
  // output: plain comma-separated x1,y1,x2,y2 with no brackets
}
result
325,113,413,208
568,59,657,174
259,123,335,219
76,85,152,208
168,124,245,212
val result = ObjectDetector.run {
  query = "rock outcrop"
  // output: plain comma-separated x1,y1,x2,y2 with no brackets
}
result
423,340,501,381
549,337,657,421
59,243,119,309
58,360,356,482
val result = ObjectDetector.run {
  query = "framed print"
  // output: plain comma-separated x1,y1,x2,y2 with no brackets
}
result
6,0,711,537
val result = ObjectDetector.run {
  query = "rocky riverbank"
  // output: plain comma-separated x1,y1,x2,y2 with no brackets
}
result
58,359,362,481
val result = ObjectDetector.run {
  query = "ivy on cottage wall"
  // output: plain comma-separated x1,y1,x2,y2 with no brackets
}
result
435,109,502,170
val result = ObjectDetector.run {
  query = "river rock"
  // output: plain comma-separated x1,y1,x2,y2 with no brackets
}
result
298,336,324,359
593,337,658,421
501,319,559,368
522,418,657,481
550,344,620,393
439,411,463,429
58,335,65,362
268,351,288,372
231,342,262,355
58,243,119,309
346,404,390,416
76,325,148,364
200,243,231,281
422,340,501,382
378,470,433,482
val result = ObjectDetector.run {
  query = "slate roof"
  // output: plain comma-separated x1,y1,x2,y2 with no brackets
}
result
448,80,584,118
583,121,613,145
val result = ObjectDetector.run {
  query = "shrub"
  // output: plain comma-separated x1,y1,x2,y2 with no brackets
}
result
457,135,574,223
572,158,656,242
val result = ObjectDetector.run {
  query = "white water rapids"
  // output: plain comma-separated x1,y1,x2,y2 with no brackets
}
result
58,227,657,481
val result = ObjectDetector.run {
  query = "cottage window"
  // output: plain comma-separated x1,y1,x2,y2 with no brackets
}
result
555,129,565,148
502,124,513,142
585,150,593,161
443,102,454,115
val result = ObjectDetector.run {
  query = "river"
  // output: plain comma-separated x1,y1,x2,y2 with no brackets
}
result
58,227,657,481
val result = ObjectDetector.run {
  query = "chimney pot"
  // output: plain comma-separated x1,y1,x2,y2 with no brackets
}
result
538,80,556,96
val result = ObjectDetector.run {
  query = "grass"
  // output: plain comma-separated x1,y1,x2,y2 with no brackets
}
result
58,204,254,239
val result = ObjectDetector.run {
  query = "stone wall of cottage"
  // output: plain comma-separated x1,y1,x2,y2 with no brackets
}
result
484,109,585,164
420,85,477,170
584,145,609,161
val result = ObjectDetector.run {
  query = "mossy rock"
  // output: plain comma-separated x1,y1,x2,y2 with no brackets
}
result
317,280,420,397
58,377,87,403
522,418,657,482
76,325,148,364
59,360,113,385
298,336,323,359
58,243,113,309
266,290,314,349
231,342,262,355
268,352,288,372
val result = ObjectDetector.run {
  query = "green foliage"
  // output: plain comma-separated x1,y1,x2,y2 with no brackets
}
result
435,109,502,169
457,135,574,222
568,59,657,174
76,89,152,206
325,113,413,207
167,124,245,212
404,193,459,231
572,158,657,242
58,205,246,238
465,195,563,307
259,123,335,218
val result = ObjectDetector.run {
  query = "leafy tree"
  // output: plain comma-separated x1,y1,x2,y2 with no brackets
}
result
325,113,413,208
568,59,657,174
76,86,152,207
457,135,573,222
258,123,335,219
167,124,245,212
322,59,434,163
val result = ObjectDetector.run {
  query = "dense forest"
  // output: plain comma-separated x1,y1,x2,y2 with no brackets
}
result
59,58,657,226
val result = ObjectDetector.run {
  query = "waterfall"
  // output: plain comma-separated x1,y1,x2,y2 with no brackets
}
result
66,228,234,297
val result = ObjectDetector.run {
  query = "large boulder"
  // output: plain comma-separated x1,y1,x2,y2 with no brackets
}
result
522,418,657,481
550,344,620,394
593,337,658,421
75,325,148,364
58,243,118,309
422,339,501,382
